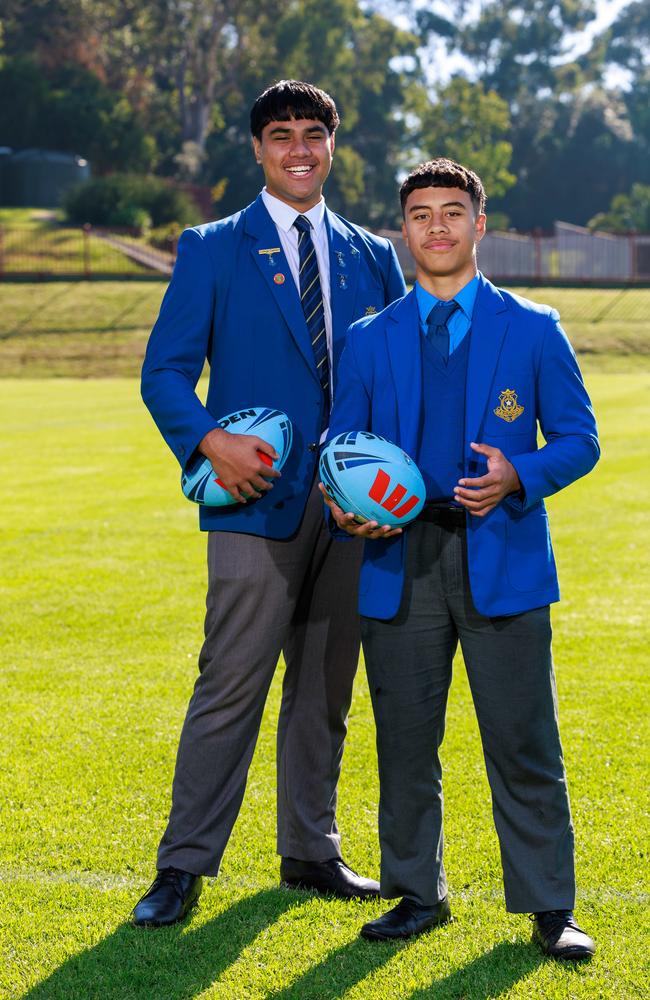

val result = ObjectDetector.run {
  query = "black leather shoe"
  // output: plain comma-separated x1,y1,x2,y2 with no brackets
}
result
361,896,452,941
132,867,203,927
531,910,596,961
280,857,380,900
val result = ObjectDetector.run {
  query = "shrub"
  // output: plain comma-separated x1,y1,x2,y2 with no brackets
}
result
64,174,201,231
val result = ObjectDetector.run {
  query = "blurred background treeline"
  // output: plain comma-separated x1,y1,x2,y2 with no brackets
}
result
0,0,648,231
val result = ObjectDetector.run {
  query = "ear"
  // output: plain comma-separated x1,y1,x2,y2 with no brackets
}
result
401,220,408,245
475,212,487,243
329,132,336,157
252,136,262,165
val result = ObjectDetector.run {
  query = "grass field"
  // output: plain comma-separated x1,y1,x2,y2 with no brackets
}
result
0,281,649,377
1,373,649,1000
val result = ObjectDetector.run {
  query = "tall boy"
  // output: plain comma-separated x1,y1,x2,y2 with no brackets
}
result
134,80,405,926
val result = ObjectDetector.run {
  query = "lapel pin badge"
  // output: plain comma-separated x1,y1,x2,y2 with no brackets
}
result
350,246,359,256
338,273,348,290
335,250,346,268
259,247,281,266
365,306,377,315
273,272,285,285
494,388,524,422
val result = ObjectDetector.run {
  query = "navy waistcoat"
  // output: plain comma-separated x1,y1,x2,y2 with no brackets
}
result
416,329,471,502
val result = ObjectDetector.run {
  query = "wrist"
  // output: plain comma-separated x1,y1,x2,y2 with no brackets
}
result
199,426,228,458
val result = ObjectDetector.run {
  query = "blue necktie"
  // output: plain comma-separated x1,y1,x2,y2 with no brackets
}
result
426,300,459,364
294,214,330,415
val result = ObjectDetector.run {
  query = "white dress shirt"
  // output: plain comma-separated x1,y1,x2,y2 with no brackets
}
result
261,188,334,402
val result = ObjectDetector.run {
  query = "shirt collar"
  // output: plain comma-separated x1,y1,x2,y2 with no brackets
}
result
415,273,481,326
261,189,326,235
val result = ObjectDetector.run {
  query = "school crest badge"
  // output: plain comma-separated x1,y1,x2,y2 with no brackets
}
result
365,306,377,315
494,388,524,422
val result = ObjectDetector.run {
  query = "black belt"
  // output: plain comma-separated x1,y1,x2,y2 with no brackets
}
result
417,503,466,528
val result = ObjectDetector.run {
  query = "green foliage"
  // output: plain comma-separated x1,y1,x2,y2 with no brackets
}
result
63,174,200,230
417,78,516,202
1,0,649,230
588,183,650,233
0,56,154,172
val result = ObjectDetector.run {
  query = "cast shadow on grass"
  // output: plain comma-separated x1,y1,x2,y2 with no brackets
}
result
272,938,544,1000
23,888,301,1000
23,890,544,1000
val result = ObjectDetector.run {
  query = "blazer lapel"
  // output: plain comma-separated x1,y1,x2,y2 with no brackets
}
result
385,291,422,458
244,196,318,381
325,211,361,373
465,274,510,453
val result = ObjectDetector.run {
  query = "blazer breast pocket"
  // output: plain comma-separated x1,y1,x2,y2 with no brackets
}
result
483,373,535,437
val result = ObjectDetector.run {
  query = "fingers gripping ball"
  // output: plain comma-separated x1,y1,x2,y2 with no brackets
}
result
181,407,293,506
319,432,425,527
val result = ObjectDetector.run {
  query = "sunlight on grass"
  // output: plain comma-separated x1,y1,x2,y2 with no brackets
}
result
0,376,648,999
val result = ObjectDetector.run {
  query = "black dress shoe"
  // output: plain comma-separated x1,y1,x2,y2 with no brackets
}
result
280,857,380,900
360,896,452,941
531,910,596,961
132,867,203,927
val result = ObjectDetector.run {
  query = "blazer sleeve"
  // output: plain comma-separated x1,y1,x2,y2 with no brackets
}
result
141,228,221,468
508,312,600,510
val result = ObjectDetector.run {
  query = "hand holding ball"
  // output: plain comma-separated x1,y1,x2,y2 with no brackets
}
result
319,432,425,528
182,407,293,506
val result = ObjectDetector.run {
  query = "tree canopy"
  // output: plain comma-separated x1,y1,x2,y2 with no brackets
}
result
0,0,647,229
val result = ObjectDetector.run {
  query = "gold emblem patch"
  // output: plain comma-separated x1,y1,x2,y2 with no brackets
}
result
494,388,524,422
365,306,377,315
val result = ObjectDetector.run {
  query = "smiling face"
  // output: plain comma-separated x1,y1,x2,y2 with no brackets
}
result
252,117,335,211
402,186,486,295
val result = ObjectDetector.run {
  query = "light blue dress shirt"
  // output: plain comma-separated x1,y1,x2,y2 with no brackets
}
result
415,273,480,354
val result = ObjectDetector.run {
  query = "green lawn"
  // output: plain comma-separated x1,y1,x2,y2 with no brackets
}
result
1,282,649,377
1,376,648,999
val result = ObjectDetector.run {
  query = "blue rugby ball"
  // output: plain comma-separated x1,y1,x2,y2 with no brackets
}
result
181,406,293,506
319,431,425,527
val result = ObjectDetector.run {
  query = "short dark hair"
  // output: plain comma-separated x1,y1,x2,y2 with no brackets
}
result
250,80,340,139
400,158,486,217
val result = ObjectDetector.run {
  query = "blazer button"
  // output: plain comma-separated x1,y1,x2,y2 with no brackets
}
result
308,442,317,452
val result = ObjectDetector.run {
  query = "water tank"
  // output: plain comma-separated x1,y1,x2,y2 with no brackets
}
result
2,148,90,207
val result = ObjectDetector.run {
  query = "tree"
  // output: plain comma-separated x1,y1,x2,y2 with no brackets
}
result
416,78,515,204
204,0,423,226
588,183,650,233
0,56,154,172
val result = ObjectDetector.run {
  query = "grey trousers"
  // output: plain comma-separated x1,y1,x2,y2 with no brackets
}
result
157,481,363,876
361,519,576,913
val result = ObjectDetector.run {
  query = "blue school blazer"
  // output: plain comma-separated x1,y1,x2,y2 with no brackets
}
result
327,275,600,618
141,194,406,537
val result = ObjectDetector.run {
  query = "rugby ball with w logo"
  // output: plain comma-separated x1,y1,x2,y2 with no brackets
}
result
319,431,425,526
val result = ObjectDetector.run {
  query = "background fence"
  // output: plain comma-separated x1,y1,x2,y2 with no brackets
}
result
381,221,650,284
1,220,649,283
0,223,175,278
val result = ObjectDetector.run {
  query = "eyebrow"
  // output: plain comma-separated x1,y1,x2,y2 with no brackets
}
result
408,200,467,213
268,124,327,136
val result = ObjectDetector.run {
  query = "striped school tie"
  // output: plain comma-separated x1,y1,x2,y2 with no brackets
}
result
294,214,330,413
426,300,459,364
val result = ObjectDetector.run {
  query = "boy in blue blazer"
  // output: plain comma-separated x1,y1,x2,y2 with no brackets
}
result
134,80,406,927
323,159,599,959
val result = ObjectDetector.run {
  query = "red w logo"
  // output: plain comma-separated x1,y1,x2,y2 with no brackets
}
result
368,469,421,519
